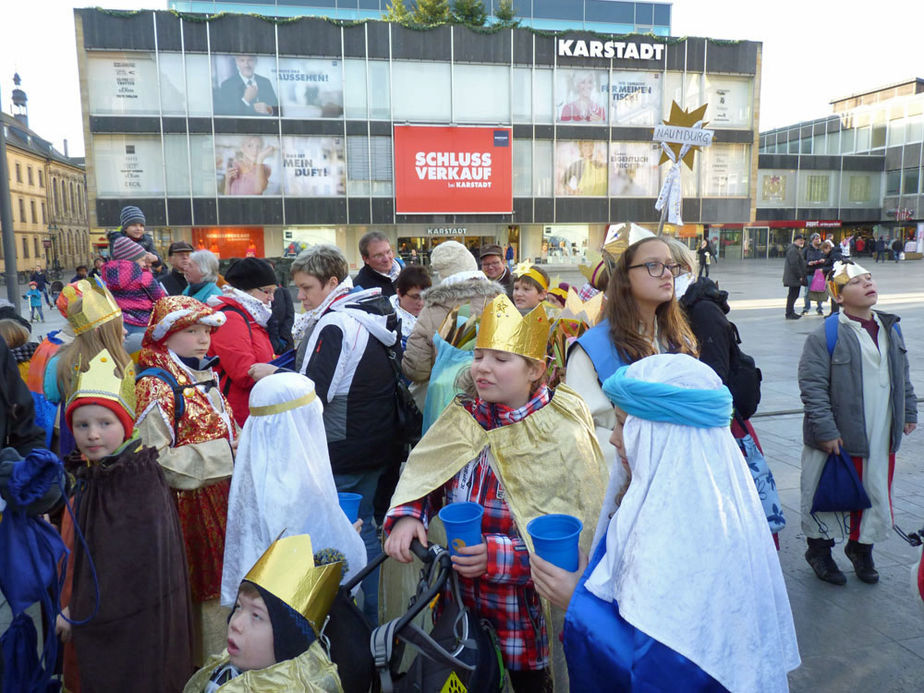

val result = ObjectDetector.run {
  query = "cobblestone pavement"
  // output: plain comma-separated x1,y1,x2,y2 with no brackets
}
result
3,259,924,689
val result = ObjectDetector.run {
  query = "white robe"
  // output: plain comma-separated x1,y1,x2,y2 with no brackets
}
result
801,312,894,543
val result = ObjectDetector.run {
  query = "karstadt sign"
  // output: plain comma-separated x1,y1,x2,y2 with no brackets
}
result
557,39,665,61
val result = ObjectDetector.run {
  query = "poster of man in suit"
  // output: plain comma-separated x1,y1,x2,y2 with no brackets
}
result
213,54,279,116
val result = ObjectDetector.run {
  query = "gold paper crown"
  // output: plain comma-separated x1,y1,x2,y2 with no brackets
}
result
66,349,136,419
475,294,550,361
61,278,122,335
244,535,342,636
512,261,550,291
579,251,608,290
602,222,656,258
562,287,604,326
827,260,871,299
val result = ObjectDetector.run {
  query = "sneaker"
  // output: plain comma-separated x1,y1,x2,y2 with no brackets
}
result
805,541,847,585
816,308,824,315
845,541,879,584
785,313,802,320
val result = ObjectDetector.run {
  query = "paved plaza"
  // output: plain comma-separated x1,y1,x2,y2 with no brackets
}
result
3,256,924,690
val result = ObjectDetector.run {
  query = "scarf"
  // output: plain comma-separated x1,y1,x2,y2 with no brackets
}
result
215,285,272,327
10,342,39,364
292,276,353,342
378,258,401,283
463,384,552,431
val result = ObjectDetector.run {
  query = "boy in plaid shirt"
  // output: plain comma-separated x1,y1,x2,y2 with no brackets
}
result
385,295,607,691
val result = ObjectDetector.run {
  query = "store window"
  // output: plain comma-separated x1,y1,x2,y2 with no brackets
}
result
797,171,835,206
702,75,753,129
903,167,920,195
555,141,608,197
93,135,164,197
190,135,217,197
392,61,450,121
282,228,338,257
164,134,191,197
759,170,796,208
87,52,160,115
702,144,749,197
282,136,346,196
344,59,367,119
454,64,510,123
347,136,393,196
513,140,531,196
885,170,901,196
214,134,282,196
275,58,344,118
512,67,531,122
533,69,553,124
368,60,391,119
663,72,701,119
542,225,589,264
555,68,607,124
608,71,662,126
210,54,279,118
609,141,660,197
533,140,553,196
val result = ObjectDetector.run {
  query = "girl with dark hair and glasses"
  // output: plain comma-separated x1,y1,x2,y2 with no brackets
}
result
565,225,698,477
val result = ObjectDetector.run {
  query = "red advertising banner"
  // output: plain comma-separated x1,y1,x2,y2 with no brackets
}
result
393,125,513,214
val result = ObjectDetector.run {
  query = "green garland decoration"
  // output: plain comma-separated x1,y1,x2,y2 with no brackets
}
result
91,8,743,47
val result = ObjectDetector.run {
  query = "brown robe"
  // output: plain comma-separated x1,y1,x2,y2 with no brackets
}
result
69,442,194,692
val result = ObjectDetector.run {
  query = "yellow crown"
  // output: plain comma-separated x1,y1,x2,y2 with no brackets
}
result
513,261,550,291
827,260,871,299
562,287,604,326
66,349,136,419
475,294,550,361
61,278,122,335
244,535,342,636
602,222,655,259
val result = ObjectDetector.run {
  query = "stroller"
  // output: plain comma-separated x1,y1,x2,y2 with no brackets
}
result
321,540,505,693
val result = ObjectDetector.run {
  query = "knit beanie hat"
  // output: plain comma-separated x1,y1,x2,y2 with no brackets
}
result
224,257,277,291
112,236,147,262
430,241,477,282
119,205,145,228
246,583,315,664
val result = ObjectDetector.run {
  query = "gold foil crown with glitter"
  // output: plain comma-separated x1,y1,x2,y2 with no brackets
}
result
827,260,872,299
602,222,656,260
66,349,136,419
244,534,342,636
60,277,122,335
475,294,550,362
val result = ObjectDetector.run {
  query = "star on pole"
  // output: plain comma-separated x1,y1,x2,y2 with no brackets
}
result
658,101,709,169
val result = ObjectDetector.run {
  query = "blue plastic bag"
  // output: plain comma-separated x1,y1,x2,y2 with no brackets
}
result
422,334,474,433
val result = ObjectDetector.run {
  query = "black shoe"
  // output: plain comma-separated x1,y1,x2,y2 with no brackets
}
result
845,541,879,584
801,308,809,315
785,313,802,320
805,539,847,585
816,308,824,315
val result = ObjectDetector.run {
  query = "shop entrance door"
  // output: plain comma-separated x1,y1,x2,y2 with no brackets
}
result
743,226,769,259
397,235,498,267
719,229,743,260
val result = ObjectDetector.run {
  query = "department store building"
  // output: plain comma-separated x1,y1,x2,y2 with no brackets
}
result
76,8,761,268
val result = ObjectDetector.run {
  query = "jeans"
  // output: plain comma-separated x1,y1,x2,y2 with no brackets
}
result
803,286,823,312
333,467,385,626
785,286,801,316
30,304,43,321
41,287,52,307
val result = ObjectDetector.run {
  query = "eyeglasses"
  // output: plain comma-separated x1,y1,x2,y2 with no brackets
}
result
627,262,683,278
254,286,276,296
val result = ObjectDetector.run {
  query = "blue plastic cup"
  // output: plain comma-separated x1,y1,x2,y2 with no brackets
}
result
527,514,583,571
438,502,485,556
337,492,362,523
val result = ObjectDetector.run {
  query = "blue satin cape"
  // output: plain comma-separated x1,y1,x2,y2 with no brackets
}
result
564,531,727,692
573,319,626,385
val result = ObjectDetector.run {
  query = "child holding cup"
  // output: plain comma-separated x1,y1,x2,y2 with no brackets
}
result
384,294,607,691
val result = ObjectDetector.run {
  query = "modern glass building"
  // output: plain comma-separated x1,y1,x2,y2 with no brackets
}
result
167,0,672,35
75,8,758,267
757,78,923,253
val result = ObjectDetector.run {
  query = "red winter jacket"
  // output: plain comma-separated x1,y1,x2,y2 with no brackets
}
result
208,296,275,427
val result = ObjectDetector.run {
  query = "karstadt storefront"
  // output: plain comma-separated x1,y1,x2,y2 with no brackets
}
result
76,8,761,269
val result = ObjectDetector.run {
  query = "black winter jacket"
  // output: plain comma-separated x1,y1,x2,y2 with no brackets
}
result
353,264,396,297
0,340,46,456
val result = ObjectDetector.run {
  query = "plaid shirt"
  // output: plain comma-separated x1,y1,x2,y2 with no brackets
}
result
577,282,601,301
385,386,553,672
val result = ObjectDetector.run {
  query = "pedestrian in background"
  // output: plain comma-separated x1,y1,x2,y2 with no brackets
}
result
29,266,53,308
24,282,44,322
782,234,807,319
161,240,194,295
802,234,826,315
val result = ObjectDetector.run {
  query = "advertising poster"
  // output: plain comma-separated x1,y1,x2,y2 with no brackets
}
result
608,71,662,126
158,53,212,117
702,144,749,196
555,68,607,123
215,134,282,196
393,126,513,214
555,141,608,197
274,58,343,118
282,136,346,196
211,54,279,117
92,136,164,197
609,142,660,196
704,76,753,128
87,53,159,115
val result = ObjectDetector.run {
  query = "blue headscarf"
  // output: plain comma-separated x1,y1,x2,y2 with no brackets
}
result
603,360,732,429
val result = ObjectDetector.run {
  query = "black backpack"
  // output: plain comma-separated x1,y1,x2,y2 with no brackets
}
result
727,321,762,420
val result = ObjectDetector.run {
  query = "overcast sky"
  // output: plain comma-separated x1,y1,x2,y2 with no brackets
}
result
1,0,921,157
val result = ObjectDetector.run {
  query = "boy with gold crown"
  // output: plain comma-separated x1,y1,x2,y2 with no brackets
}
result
384,294,608,691
57,349,194,692
799,259,916,586
184,534,343,692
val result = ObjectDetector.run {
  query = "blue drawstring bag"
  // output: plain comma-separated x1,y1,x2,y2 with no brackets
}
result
735,432,786,534
811,448,872,514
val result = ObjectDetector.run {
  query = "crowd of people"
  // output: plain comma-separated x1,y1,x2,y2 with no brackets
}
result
0,205,917,693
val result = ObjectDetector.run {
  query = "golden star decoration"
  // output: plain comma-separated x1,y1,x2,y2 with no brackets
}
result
658,101,709,169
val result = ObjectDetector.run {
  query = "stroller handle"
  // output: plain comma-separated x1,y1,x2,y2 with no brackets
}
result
410,538,431,563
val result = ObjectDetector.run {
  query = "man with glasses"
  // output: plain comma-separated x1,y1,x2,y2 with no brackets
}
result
354,230,400,298
479,244,514,298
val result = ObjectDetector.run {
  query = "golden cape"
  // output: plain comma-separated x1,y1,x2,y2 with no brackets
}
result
183,641,342,692
386,384,608,691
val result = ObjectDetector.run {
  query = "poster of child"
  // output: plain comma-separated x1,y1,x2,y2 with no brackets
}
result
556,69,607,123
215,134,281,196
556,140,608,196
